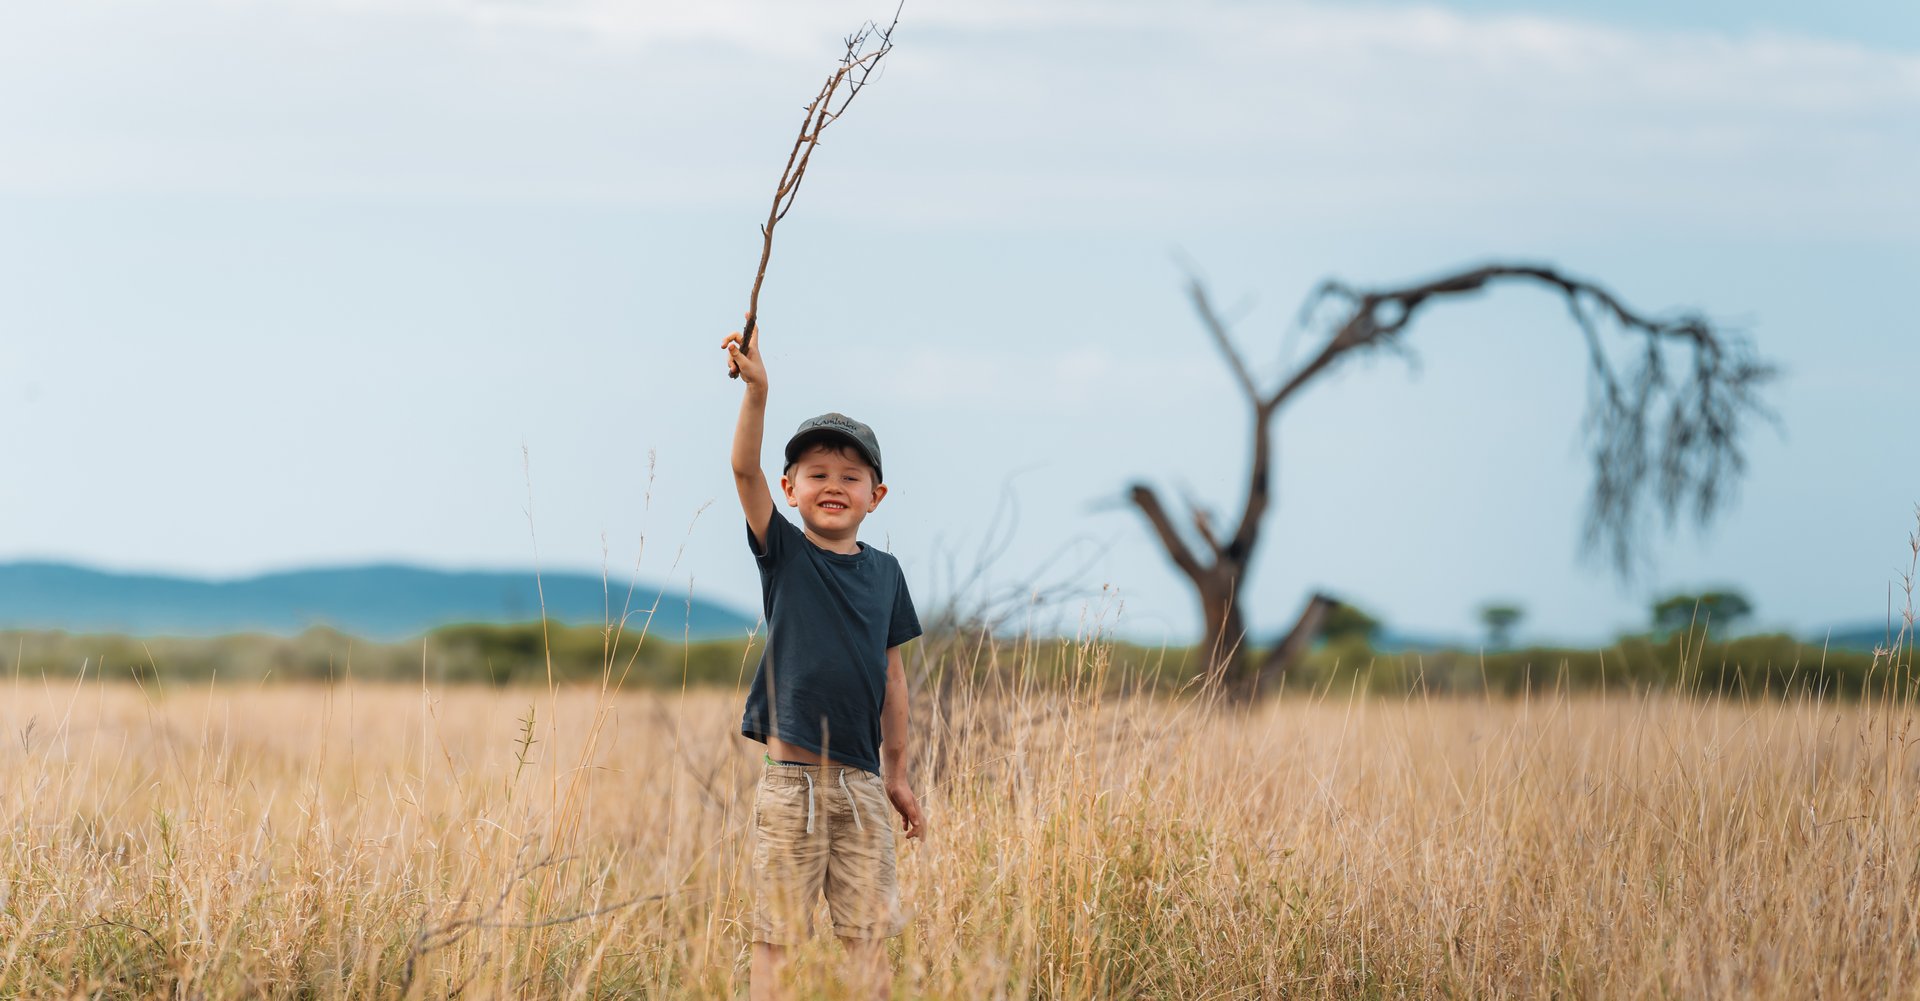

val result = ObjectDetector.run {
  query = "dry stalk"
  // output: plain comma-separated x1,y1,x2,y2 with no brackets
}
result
397,842,673,994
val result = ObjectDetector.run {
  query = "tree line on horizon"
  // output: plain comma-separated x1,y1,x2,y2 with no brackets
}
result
1,585,1907,702
1469,589,1754,650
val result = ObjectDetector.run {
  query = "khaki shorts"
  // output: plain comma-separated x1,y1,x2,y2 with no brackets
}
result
751,762,909,945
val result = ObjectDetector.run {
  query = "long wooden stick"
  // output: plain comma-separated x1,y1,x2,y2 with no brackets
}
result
731,4,902,376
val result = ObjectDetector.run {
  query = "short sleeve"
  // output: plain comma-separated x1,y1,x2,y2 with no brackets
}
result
747,509,800,570
887,563,923,648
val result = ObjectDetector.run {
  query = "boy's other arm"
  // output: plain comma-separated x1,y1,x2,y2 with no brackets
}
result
881,644,926,839
723,322,775,546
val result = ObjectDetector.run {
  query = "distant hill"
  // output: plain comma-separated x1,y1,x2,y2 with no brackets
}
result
0,561,756,640
1811,623,1911,653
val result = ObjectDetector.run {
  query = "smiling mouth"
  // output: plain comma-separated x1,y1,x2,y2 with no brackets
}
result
819,501,848,511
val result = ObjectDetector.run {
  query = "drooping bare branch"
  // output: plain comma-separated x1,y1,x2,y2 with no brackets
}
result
730,4,903,376
1283,263,1776,572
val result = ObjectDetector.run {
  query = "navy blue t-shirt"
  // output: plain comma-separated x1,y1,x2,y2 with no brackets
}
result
740,509,921,774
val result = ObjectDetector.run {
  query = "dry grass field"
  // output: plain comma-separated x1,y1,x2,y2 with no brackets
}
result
1,643,1917,999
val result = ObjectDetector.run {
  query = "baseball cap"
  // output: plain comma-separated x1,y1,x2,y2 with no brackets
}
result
784,412,883,484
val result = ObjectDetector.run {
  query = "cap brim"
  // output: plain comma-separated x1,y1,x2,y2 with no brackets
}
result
784,428,881,481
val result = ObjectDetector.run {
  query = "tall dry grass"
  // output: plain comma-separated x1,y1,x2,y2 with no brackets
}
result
2,625,1917,999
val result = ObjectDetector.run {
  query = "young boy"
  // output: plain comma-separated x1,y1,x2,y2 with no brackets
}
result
722,322,926,1001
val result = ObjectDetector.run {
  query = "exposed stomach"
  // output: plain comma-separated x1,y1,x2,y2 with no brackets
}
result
765,736,850,767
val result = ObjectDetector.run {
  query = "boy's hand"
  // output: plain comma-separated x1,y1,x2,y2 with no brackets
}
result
722,315,767,388
887,780,926,840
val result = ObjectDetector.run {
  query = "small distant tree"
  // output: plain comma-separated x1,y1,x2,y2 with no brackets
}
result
1321,602,1382,646
1480,603,1524,649
1652,590,1753,639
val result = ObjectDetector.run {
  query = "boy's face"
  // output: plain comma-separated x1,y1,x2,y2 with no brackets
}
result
780,443,885,539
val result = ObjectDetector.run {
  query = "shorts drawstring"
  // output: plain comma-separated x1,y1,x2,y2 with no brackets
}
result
803,770,816,835
840,770,864,832
775,763,860,837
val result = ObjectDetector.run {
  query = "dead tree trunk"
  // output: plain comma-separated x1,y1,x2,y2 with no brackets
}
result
1130,262,1774,699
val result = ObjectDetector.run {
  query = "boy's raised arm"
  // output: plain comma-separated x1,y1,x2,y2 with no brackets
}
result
724,322,775,547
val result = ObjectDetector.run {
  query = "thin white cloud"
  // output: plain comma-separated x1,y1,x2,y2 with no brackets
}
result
0,0,1913,236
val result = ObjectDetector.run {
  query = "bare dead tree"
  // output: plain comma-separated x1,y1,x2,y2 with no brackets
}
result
1130,262,1777,699
728,4,903,377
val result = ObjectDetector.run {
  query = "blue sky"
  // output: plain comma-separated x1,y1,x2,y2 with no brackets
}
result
2,0,1916,645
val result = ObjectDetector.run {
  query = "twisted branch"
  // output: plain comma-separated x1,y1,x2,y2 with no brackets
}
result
1289,262,1776,572
731,3,903,376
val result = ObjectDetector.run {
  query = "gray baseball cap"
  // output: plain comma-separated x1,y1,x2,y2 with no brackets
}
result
784,412,883,484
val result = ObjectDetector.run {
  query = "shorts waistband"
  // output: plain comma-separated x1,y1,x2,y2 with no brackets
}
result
762,760,872,780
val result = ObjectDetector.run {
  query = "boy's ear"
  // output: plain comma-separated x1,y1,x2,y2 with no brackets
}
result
779,474,798,506
867,483,888,511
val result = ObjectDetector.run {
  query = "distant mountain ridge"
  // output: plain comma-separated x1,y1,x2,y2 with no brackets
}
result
0,561,756,640
1814,623,1910,653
